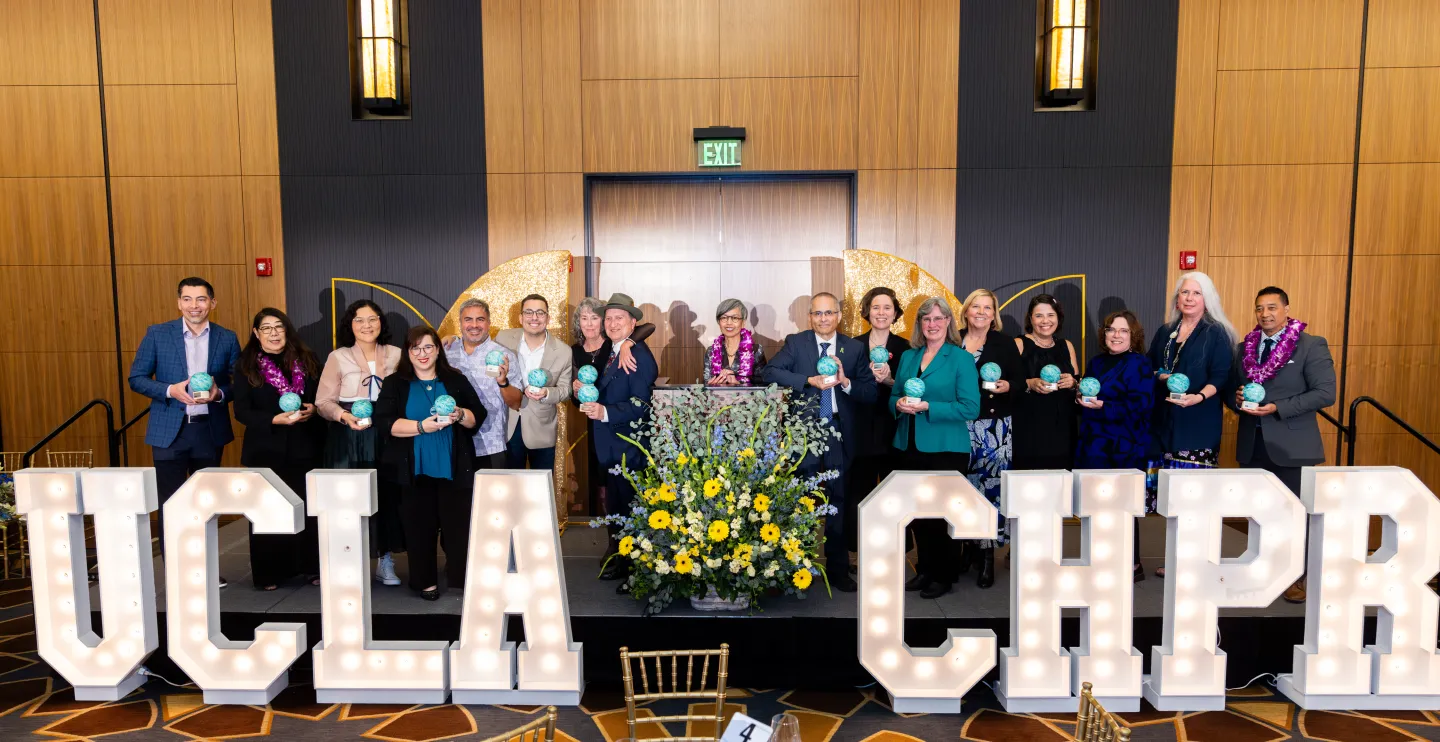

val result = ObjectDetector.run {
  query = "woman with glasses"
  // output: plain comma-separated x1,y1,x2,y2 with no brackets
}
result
232,308,324,591
375,326,485,601
704,298,766,386
1012,294,1078,471
316,299,405,587
1077,310,1154,581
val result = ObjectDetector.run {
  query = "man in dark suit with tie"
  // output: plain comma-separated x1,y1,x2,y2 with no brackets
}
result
1226,285,1336,603
579,293,658,586
762,292,877,592
128,277,242,587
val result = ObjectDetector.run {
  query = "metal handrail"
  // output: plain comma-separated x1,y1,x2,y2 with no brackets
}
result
1345,395,1440,466
114,408,151,466
22,399,117,469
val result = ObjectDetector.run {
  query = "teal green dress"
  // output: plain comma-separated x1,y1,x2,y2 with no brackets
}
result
407,379,453,479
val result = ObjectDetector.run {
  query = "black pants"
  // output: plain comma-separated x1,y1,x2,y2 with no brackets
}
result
847,452,896,552
249,464,320,588
605,467,635,519
506,426,556,470
153,420,223,557
799,429,850,571
907,449,972,586
474,452,506,470
401,475,473,593
1248,427,1303,496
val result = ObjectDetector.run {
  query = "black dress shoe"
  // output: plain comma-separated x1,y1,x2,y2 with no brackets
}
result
976,547,996,589
832,575,858,593
920,581,952,599
420,587,440,601
904,573,933,592
1133,564,1146,583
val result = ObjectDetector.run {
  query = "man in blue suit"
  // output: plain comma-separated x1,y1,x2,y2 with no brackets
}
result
128,277,242,586
579,293,657,585
763,292,877,592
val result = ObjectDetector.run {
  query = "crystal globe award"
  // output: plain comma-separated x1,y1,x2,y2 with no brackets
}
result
526,368,550,395
577,364,599,384
279,392,303,421
1040,364,1062,392
1241,382,1267,411
430,394,457,423
349,399,373,429
1079,376,1101,403
1166,372,1191,401
577,384,599,404
869,346,890,370
484,349,505,378
189,372,214,403
902,377,926,406
817,356,839,386
980,362,1002,391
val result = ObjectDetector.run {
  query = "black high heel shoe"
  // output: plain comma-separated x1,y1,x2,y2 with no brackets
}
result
421,587,440,601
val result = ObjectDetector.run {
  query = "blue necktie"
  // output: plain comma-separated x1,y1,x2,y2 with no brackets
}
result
1260,338,1275,365
820,342,835,419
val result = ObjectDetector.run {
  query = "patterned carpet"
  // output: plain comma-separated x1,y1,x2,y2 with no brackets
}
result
0,579,1437,741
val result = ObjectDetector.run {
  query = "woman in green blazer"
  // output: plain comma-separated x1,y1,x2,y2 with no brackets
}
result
890,297,982,598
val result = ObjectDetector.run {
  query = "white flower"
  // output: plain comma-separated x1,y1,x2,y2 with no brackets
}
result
746,565,756,577
655,560,672,575
747,512,759,523
802,558,812,568
705,558,723,569
640,538,653,552
729,560,744,573
761,511,771,523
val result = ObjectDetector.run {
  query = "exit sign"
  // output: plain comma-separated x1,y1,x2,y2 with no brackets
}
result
698,139,741,167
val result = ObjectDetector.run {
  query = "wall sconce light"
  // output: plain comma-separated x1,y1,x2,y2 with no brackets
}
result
353,0,409,117
1036,0,1096,110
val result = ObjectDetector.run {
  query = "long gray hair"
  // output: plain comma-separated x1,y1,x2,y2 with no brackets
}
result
909,297,965,348
1165,271,1238,342
571,296,605,340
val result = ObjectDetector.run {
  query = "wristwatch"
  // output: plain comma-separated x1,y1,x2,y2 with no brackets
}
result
498,377,509,388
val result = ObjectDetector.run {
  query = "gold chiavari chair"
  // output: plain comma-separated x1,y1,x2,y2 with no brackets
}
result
0,452,23,475
620,643,730,742
0,452,26,579
1075,682,1130,741
47,450,94,468
476,705,557,742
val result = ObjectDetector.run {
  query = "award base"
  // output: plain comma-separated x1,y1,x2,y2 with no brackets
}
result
192,390,211,403
902,396,920,406
1241,401,1259,410
485,365,501,378
355,418,371,429
822,375,836,386
287,412,301,421
1043,383,1057,392
525,385,544,396
1081,396,1097,404
1169,392,1186,401
982,381,998,391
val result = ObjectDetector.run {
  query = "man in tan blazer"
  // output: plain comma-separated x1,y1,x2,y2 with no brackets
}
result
495,293,574,471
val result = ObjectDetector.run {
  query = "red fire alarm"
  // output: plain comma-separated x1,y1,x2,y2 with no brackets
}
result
255,258,273,276
1179,251,1197,271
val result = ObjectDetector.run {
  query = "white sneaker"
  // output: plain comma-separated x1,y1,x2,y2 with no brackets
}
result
376,553,401,586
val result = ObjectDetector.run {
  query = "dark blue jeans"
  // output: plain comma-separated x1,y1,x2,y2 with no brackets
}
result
505,426,556,471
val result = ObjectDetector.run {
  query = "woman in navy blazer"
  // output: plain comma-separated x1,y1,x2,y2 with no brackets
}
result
891,297,981,598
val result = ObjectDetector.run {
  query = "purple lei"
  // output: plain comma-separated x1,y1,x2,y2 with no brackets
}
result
709,328,756,385
258,354,306,395
1242,318,1306,384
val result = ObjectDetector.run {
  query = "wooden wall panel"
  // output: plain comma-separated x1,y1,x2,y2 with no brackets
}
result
915,0,959,169
1167,166,1212,289
1173,0,1220,165
721,180,850,262
0,267,117,353
1213,69,1358,164
718,77,858,171
912,169,957,283
590,180,720,264
1366,0,1440,68
1346,344,1440,434
1217,0,1363,70
858,0,902,170
486,173,531,267
1360,68,1440,164
482,0,526,174
1352,434,1440,490
0,353,119,438
857,169,899,253
581,79,717,173
521,0,546,172
0,0,98,85
0,178,109,266
0,86,104,177
111,177,245,264
1206,255,1349,343
116,264,248,350
544,173,585,254
718,0,858,78
580,0,718,80
233,0,279,176
98,0,236,84
1349,255,1440,346
1354,164,1440,255
242,176,285,310
1209,165,1352,256
105,84,241,176
541,0,582,173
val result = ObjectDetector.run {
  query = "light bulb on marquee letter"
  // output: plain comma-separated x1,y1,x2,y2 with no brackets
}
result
165,469,307,704
309,470,449,703
1277,467,1440,709
16,469,159,701
1143,469,1306,710
998,470,1144,712
450,471,583,704
858,471,998,713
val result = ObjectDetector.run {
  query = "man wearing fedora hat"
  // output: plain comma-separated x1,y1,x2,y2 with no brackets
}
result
579,293,658,586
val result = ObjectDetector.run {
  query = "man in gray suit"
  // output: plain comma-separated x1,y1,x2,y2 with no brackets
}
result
1227,286,1336,602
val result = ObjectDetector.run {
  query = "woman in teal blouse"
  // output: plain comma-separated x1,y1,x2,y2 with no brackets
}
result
891,297,982,598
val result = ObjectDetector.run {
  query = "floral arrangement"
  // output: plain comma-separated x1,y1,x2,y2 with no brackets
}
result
0,474,15,523
593,384,841,614
707,328,759,385
1242,318,1306,384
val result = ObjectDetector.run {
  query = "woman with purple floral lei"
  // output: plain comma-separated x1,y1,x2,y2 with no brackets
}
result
704,298,766,387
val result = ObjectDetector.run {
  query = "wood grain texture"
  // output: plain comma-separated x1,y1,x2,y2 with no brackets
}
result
1173,0,1220,165
486,173,531,267
242,176,286,311
116,264,248,350
98,0,237,84
1206,255,1349,342
858,0,904,170
1348,255,1440,346
544,173,585,255
895,0,921,169
1355,163,1440,255
0,0,98,85
1213,69,1358,164
232,0,279,175
718,77,858,170
104,84,241,176
0,86,104,177
1365,0,1440,68
0,267,117,353
541,0,582,173
1217,0,1363,70
915,0,959,169
721,179,850,262
581,79,718,172
482,0,526,174
718,0,858,78
0,178,108,266
1351,434,1440,490
1346,344,1440,434
0,352,118,438
590,180,721,264
580,0,718,80
856,169,899,253
1209,165,1353,256
911,169,957,282
1167,166,1212,290
111,176,245,264
521,0,546,172
1360,67,1440,164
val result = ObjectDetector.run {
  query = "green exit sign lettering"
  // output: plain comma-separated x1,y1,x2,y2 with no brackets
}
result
698,139,741,167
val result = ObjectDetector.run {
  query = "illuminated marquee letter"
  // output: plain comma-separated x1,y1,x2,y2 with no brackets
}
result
17,469,159,700
310,470,449,703
450,471,583,704
1277,467,1440,709
165,469,307,704
1144,470,1307,710
998,470,1144,712
858,471,999,713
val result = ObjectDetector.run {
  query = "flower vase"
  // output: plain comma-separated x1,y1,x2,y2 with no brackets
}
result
690,586,750,611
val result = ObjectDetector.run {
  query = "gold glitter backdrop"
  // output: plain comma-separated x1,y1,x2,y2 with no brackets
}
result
841,249,964,338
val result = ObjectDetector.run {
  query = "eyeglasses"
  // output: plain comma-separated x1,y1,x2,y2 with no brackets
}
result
521,309,548,318
920,316,950,324
353,316,380,325
718,314,744,323
410,344,438,355
810,310,839,319
1104,327,1131,336
257,324,285,335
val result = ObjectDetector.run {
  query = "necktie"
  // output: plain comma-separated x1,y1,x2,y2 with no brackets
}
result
1260,338,1275,365
820,342,835,419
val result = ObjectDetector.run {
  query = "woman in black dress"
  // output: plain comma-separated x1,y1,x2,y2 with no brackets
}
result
1012,294,1079,470
848,287,910,564
231,308,324,591
569,297,654,517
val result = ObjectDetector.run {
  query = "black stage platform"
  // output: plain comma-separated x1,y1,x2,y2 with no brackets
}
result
112,518,1311,689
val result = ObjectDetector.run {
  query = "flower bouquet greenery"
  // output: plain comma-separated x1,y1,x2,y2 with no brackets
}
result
593,384,841,614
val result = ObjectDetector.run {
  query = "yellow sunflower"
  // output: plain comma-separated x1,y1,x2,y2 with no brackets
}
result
708,520,730,541
793,569,813,590
619,535,635,556
649,510,672,530
703,479,723,498
674,553,694,574
753,494,771,513
760,523,781,543
657,483,678,502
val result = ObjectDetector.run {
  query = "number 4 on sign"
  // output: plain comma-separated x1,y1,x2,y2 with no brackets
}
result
721,713,772,742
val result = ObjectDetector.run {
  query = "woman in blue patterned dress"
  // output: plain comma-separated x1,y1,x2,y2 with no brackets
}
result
1076,310,1154,582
